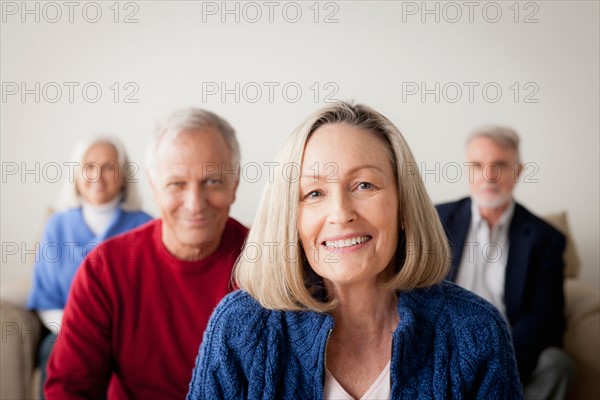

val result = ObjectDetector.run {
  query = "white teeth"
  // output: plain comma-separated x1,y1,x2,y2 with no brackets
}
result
324,236,370,248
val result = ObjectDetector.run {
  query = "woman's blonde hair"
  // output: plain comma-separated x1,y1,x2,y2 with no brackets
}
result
57,136,143,211
235,102,450,312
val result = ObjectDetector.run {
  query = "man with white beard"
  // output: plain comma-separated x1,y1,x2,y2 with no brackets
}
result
436,126,574,400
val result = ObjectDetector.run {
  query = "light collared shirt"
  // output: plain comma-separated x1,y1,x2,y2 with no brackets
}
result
456,200,515,322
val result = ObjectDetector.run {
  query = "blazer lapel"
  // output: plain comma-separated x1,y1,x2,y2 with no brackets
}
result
504,204,533,323
445,199,472,281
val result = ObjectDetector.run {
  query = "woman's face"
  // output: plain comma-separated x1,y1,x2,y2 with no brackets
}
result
76,143,124,205
298,123,399,289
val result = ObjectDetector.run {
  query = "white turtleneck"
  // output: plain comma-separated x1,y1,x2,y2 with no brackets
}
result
81,194,122,236
38,195,122,334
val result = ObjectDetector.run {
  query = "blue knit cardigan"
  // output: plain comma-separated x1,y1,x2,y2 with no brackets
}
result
187,281,523,399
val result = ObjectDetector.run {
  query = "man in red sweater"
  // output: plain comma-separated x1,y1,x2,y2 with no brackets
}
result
45,108,248,399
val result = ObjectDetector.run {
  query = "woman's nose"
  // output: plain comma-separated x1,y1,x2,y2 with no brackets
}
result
327,191,357,224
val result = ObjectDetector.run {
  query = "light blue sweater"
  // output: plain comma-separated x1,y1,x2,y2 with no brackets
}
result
27,208,152,310
188,281,523,399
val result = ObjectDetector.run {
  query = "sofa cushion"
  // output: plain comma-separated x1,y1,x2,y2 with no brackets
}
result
564,279,600,325
563,280,600,400
0,301,42,400
542,211,580,278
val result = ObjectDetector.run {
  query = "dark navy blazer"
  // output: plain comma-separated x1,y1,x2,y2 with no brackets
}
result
436,197,566,382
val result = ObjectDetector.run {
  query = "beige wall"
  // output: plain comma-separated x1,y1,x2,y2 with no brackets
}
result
2,1,598,303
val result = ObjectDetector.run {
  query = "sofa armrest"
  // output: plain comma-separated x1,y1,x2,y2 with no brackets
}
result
1,300,43,400
564,279,600,399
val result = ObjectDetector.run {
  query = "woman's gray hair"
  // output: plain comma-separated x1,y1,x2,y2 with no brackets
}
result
235,101,451,312
145,108,240,182
57,135,143,211
467,125,521,163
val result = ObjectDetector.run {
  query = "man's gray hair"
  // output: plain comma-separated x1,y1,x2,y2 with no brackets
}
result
466,125,521,162
146,108,240,180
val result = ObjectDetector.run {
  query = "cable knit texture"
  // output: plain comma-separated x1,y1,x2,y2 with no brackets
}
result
45,218,247,399
187,281,523,399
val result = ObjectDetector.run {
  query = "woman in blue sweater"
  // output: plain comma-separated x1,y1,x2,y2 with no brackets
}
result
27,136,153,398
188,102,523,399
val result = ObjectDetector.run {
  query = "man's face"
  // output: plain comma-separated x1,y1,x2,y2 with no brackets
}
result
466,136,522,210
150,128,238,260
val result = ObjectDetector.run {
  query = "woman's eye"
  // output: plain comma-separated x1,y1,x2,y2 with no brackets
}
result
357,182,374,190
304,190,323,199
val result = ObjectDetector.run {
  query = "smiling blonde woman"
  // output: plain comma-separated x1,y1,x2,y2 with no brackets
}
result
187,102,523,400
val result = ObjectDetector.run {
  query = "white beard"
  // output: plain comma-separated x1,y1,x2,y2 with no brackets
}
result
473,189,511,209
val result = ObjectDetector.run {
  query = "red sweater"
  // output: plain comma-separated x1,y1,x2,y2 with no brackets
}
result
45,218,248,399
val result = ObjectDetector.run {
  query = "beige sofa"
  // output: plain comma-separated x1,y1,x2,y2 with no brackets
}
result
545,212,600,399
1,212,598,399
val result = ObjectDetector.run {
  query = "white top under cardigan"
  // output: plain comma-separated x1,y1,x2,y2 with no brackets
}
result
324,360,391,400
